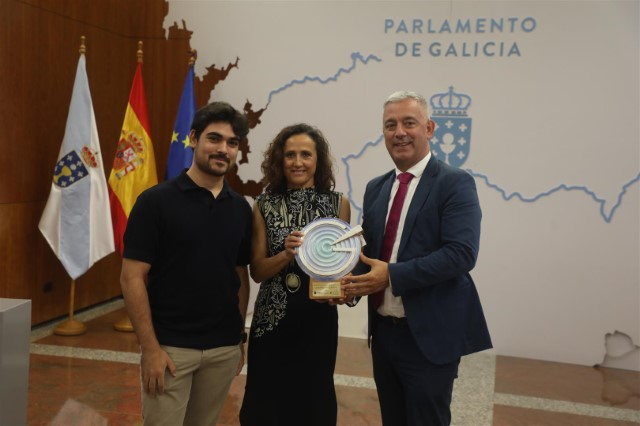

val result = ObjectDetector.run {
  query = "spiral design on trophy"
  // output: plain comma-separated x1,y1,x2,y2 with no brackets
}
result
295,218,361,281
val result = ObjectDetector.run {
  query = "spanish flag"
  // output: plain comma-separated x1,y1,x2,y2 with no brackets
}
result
108,47,158,256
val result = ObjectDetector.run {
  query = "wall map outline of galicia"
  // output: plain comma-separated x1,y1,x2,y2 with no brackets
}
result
202,46,636,225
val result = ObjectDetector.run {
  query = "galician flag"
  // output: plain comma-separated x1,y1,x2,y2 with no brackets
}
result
108,59,158,255
39,53,115,280
165,61,196,180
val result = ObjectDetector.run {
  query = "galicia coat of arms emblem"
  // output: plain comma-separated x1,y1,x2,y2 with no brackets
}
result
429,86,472,168
53,146,99,188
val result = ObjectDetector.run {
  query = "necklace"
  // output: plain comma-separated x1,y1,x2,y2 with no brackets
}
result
282,189,319,293
285,271,301,293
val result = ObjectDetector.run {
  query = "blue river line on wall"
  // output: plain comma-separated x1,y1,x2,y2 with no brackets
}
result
466,170,640,224
341,134,640,224
265,52,382,106
258,52,638,224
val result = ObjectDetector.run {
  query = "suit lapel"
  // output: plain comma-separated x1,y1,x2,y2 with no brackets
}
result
397,157,439,257
370,171,396,257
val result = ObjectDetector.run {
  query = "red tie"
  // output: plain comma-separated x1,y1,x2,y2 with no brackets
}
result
372,172,414,309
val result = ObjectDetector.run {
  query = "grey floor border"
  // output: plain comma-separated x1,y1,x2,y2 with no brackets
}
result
30,343,140,364
452,351,496,426
494,392,640,423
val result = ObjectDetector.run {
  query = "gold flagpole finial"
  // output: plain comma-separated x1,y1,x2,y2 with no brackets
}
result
188,49,197,66
137,41,144,64
79,36,86,55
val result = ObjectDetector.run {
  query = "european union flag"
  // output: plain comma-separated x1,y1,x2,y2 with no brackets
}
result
164,64,196,180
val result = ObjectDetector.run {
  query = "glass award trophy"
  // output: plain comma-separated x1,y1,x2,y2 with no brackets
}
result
295,218,363,299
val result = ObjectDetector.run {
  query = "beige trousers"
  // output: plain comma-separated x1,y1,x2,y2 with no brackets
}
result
142,344,240,426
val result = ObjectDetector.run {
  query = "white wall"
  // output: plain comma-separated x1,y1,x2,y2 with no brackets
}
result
165,0,640,369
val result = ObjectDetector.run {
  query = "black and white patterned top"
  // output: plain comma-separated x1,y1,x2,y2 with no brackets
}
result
250,188,342,337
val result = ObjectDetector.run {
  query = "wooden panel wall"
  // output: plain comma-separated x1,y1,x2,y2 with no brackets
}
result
0,0,220,324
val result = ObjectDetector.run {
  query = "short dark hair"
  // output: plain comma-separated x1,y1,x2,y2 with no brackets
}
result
190,101,249,141
261,123,336,194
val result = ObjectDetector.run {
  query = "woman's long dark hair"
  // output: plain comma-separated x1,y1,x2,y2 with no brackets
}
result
261,123,335,194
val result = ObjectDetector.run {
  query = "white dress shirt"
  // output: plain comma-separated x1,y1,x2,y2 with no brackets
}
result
377,152,431,318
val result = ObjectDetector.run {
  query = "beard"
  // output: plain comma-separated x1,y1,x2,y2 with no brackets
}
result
195,154,233,177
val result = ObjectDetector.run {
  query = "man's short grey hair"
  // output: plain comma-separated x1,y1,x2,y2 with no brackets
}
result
384,90,430,120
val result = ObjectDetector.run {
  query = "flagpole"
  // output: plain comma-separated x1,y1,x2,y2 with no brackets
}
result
114,40,145,333
53,279,88,335
51,36,92,337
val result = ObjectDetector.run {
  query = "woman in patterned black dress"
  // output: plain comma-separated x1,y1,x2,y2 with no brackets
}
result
239,124,350,426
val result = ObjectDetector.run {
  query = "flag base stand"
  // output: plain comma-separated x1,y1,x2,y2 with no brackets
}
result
113,315,134,332
54,319,87,336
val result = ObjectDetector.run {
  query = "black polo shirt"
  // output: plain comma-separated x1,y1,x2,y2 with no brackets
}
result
123,170,252,350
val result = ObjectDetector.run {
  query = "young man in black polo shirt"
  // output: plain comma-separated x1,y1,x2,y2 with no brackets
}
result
120,101,252,425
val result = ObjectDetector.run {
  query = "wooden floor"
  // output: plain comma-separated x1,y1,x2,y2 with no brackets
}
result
25,299,640,425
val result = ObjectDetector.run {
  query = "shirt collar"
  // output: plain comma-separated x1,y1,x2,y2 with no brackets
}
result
394,151,431,180
175,170,230,199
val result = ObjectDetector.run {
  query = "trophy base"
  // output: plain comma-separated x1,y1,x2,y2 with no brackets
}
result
309,278,344,299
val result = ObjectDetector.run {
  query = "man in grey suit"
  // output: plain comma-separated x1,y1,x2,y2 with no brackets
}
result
343,90,492,426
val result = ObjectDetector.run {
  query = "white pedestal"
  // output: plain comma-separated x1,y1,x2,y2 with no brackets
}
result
0,298,31,426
